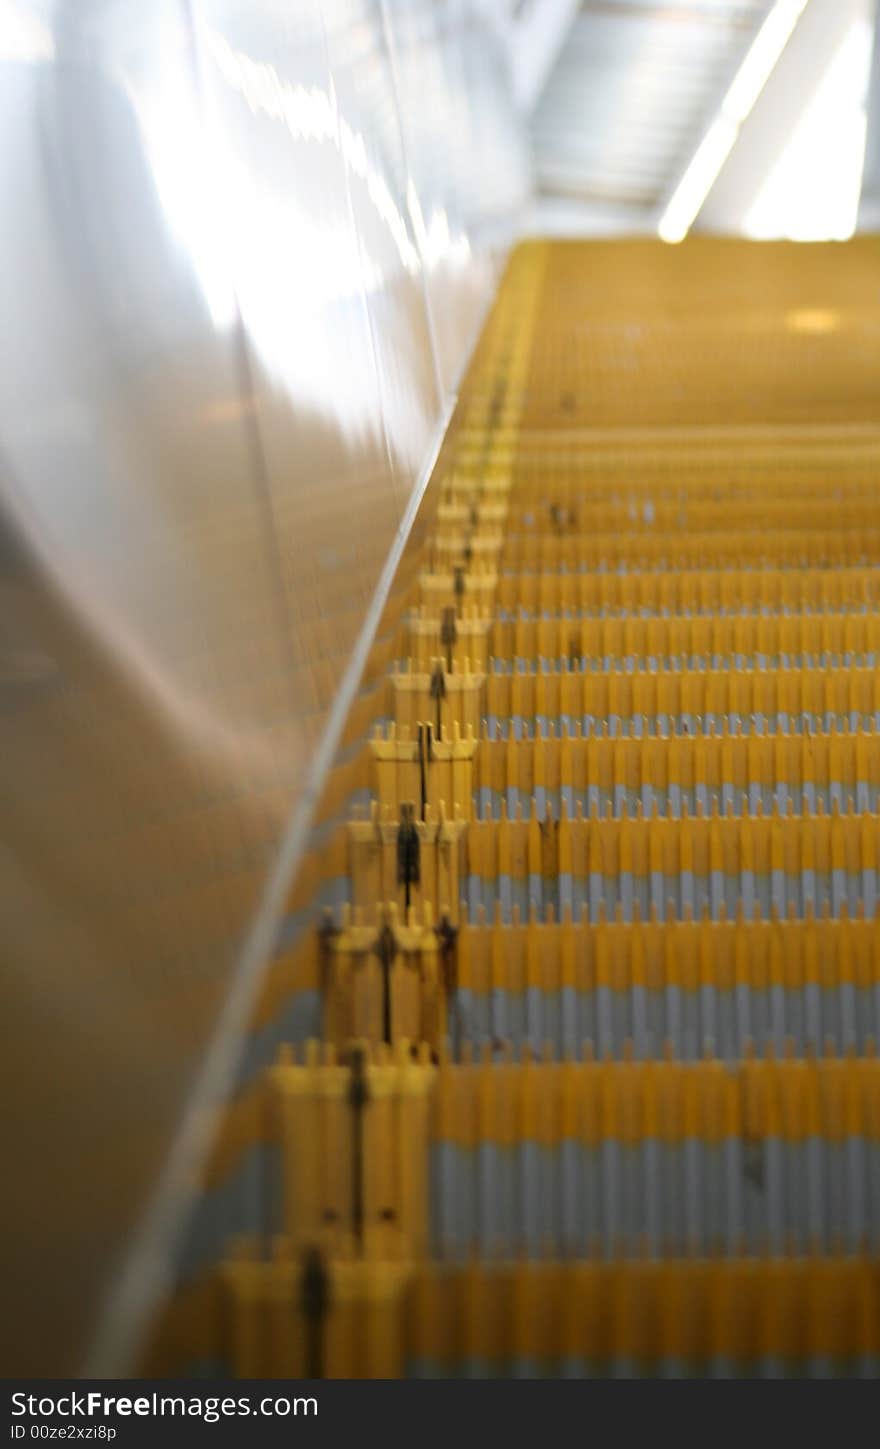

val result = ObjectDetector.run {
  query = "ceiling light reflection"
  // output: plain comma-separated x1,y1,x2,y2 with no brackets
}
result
137,26,472,441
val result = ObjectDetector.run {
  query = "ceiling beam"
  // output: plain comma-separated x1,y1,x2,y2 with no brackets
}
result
694,0,866,233
858,1,880,226
493,0,582,113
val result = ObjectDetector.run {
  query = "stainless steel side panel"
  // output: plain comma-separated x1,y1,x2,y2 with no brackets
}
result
0,0,527,1372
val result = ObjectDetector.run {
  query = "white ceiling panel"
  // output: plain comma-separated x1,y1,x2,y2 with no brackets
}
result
531,0,774,216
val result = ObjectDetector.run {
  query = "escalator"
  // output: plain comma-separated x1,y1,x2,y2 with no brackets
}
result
143,236,880,1379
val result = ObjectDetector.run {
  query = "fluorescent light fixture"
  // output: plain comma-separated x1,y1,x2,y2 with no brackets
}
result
744,12,873,242
659,0,810,242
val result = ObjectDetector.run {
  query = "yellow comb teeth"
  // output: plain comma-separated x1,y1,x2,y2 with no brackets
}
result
145,239,880,1379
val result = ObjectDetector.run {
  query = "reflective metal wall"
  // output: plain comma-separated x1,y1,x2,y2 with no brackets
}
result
0,0,529,1374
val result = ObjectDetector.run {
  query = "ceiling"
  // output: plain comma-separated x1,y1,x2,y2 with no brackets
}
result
530,0,775,227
